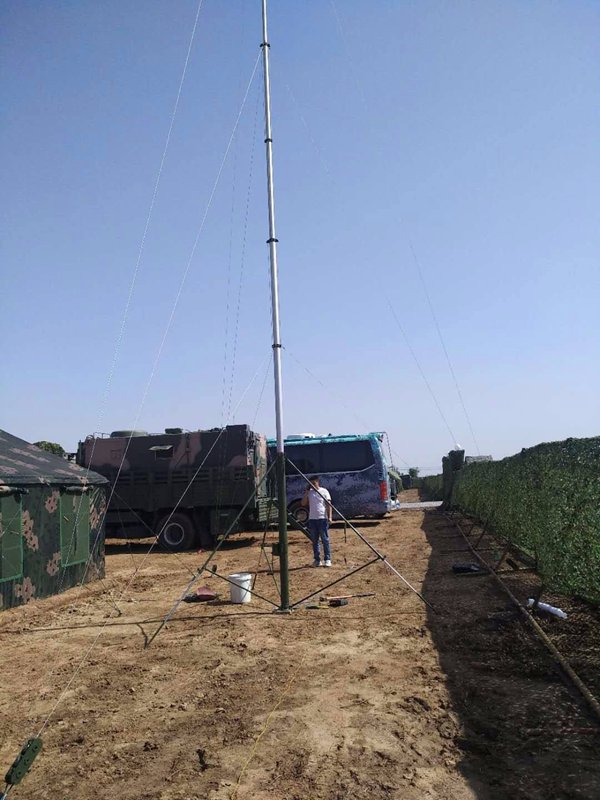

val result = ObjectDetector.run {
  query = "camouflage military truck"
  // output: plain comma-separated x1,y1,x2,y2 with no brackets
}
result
76,425,271,550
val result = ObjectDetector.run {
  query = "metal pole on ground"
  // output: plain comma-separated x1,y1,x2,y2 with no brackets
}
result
261,0,289,611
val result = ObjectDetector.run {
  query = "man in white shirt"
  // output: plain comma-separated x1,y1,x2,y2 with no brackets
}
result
301,475,333,567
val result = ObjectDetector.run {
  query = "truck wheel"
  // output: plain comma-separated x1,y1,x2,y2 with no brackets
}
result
289,501,308,526
158,512,196,551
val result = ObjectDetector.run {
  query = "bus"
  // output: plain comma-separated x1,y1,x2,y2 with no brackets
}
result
267,432,395,524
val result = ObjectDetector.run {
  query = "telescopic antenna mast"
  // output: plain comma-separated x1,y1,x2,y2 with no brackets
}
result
261,0,289,611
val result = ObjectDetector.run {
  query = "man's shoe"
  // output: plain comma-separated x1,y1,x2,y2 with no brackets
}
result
324,560,332,567
312,560,321,568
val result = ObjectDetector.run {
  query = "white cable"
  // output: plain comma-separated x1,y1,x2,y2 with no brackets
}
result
44,0,207,613
284,81,333,180
407,238,481,455
282,346,413,467
23,49,261,745
284,346,371,431
328,0,369,111
387,299,458,447
85,0,206,470
88,52,262,573
252,355,272,429
226,83,261,422
327,0,469,454
34,351,270,738
129,51,261,437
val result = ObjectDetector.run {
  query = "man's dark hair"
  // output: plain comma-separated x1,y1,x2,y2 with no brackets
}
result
309,475,320,484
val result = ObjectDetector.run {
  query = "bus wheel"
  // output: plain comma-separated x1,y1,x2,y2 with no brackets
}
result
289,501,308,526
158,512,196,551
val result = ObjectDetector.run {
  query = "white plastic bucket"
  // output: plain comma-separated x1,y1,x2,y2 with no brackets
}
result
228,572,252,604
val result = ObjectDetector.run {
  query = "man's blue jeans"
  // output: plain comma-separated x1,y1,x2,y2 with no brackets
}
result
308,518,331,563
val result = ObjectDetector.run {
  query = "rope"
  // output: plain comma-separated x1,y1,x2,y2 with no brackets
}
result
286,458,436,612
145,460,277,648
105,50,261,505
383,432,411,472
34,429,236,733
230,652,307,799
111,490,196,581
4,359,278,765
108,351,270,596
98,0,205,405
26,353,269,741
159,52,260,387
63,50,262,618
15,0,208,631
325,0,467,457
5,18,267,790
251,501,280,597
251,355,272,430
220,135,238,426
106,351,272,643
32,432,231,739
283,347,369,431
220,1,252,427
226,82,262,424
91,52,263,557
407,239,481,455
214,79,261,524
387,299,459,447
283,346,412,468
328,0,368,111
284,81,333,180
220,0,251,427
70,0,207,582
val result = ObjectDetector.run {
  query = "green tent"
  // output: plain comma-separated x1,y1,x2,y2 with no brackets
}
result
0,429,108,611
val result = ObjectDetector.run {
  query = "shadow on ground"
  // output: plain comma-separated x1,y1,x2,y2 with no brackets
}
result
105,535,259,556
421,509,600,800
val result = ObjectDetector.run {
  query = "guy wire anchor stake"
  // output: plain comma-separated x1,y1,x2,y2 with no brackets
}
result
2,737,43,797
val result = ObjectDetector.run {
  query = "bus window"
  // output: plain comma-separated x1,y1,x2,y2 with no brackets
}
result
319,441,374,473
284,444,320,476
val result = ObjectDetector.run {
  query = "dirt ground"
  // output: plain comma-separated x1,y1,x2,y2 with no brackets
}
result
1,491,599,800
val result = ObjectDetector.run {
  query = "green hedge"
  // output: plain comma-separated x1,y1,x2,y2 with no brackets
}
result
452,437,600,605
419,474,444,501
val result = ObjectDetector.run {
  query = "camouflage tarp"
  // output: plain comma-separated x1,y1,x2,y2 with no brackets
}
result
0,430,108,611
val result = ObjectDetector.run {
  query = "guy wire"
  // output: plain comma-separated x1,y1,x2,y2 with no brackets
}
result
387,299,458,447
407,237,481,455
283,346,412,468
81,51,263,602
326,0,468,454
22,352,269,746
38,0,208,620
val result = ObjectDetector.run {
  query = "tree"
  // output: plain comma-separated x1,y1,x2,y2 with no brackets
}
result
408,467,420,479
34,441,66,457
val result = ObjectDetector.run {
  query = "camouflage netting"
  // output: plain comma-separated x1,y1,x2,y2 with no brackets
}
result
419,474,443,500
451,437,600,605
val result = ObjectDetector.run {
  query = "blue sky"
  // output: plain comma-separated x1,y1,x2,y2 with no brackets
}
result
2,0,599,473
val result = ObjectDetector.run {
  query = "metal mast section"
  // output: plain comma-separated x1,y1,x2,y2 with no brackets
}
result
261,0,289,611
